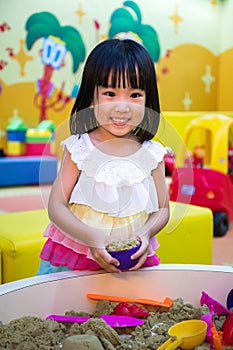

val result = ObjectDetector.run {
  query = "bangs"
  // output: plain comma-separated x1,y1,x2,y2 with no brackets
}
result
95,56,146,90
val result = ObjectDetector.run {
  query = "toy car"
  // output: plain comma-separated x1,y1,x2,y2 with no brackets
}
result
169,114,233,237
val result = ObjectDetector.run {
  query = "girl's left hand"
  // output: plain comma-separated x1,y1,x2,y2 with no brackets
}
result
128,234,150,271
90,246,121,273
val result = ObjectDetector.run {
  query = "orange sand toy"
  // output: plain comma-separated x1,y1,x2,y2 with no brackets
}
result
211,323,233,350
212,323,222,350
86,293,172,307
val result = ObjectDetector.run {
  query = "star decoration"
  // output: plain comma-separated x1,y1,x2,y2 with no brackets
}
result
75,3,86,24
169,4,183,34
11,39,33,77
201,65,215,93
182,92,192,111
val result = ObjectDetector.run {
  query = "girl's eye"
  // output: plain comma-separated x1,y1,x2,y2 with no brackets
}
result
131,92,143,98
105,91,115,97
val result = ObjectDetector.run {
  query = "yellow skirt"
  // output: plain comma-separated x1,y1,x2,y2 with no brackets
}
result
69,203,149,241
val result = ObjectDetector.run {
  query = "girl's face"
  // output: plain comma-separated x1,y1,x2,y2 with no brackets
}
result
93,76,146,138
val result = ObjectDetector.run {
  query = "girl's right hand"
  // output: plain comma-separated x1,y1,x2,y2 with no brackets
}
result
90,247,121,273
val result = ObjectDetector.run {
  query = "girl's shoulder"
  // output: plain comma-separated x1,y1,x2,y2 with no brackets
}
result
60,133,92,165
61,133,92,150
142,140,167,163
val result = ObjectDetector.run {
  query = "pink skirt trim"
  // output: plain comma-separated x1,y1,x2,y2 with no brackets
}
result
43,222,91,257
43,222,159,260
40,238,160,271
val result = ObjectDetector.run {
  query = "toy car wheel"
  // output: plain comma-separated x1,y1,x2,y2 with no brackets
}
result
213,212,229,237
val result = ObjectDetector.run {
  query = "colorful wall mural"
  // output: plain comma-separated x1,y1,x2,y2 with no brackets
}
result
0,0,233,144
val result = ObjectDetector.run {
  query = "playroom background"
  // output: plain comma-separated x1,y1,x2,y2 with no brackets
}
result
1,0,233,156
0,0,233,283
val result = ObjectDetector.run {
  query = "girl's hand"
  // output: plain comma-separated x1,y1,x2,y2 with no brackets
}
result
128,234,150,271
90,247,121,273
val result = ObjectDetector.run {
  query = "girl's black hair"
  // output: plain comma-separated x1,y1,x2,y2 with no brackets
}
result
70,39,160,142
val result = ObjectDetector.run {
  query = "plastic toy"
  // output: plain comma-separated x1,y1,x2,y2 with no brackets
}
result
86,293,173,307
113,302,150,317
211,322,223,350
5,112,56,158
200,307,214,342
25,129,52,156
222,312,233,345
157,319,207,350
46,314,144,327
169,114,233,236
107,241,141,270
200,291,230,315
2,113,57,186
6,110,27,142
25,120,56,156
227,289,233,311
7,141,25,156
6,110,27,156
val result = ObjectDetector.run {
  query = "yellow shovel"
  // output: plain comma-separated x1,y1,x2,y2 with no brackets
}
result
156,319,207,350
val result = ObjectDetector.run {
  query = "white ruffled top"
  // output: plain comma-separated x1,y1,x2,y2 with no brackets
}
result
61,133,167,217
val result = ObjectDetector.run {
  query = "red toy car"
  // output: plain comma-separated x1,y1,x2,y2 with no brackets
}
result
169,114,233,237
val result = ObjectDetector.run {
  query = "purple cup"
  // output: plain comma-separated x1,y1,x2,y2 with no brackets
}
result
109,242,141,270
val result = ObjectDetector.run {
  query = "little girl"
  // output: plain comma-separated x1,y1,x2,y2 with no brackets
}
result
37,38,170,274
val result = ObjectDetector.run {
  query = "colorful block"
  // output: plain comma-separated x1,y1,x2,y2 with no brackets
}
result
37,120,56,132
26,128,52,142
25,142,52,156
7,130,26,142
6,112,27,142
25,127,55,156
7,141,25,156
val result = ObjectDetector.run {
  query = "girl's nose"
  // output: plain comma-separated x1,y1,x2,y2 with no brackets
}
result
114,102,130,113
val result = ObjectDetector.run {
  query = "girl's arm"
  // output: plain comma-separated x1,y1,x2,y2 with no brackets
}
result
48,148,99,247
139,160,170,238
130,160,170,269
48,148,120,272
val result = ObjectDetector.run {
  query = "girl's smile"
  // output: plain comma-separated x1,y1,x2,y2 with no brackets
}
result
93,84,145,138
111,117,130,127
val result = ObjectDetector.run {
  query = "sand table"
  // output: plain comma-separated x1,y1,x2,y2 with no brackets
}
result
0,299,230,349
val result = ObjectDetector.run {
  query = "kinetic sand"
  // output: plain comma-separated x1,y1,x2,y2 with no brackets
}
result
0,298,230,349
